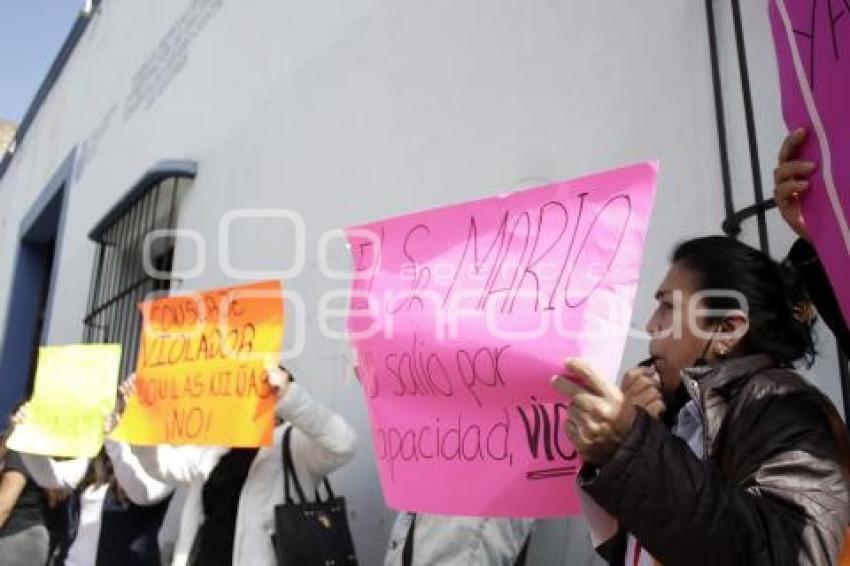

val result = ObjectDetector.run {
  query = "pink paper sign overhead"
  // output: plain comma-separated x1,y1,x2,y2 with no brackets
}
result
770,0,850,323
346,162,658,517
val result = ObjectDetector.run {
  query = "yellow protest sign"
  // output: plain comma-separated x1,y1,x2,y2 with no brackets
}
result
7,344,122,458
112,279,284,447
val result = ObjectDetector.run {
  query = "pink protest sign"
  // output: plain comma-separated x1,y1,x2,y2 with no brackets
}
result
346,162,657,517
770,0,850,323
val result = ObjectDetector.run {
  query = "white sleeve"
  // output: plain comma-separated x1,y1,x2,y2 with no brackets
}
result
130,444,218,485
19,454,89,490
104,440,174,505
277,383,357,481
579,485,620,548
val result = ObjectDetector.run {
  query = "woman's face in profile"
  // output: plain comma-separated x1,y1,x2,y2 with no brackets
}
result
645,263,717,395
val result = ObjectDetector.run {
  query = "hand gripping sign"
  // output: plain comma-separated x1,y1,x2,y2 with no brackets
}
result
770,0,850,323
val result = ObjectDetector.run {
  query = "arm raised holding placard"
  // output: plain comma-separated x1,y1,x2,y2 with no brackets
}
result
118,375,225,485
775,129,850,356
103,440,173,505
269,366,357,481
19,455,89,492
103,393,174,506
122,365,357,566
16,396,173,505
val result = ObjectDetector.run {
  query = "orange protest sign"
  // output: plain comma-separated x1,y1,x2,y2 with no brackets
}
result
112,280,284,447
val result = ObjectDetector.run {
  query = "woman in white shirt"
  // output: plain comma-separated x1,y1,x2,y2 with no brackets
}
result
19,418,174,565
129,366,357,566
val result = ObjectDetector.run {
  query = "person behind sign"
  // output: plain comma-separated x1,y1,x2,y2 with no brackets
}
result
13,394,175,566
128,365,357,566
357,343,535,566
384,513,534,566
552,235,850,565
773,128,849,356
774,126,850,566
43,487,72,563
0,403,50,565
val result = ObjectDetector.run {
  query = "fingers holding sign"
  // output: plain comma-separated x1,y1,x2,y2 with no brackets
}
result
265,362,293,398
551,359,637,465
622,367,665,420
119,374,138,402
107,374,138,435
11,403,30,427
774,128,816,242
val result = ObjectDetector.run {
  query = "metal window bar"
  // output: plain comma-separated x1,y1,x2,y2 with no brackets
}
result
83,177,186,376
841,350,850,421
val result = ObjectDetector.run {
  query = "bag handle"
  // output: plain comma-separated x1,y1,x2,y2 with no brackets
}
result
514,534,531,566
401,514,416,566
282,425,307,504
314,478,336,502
282,425,341,505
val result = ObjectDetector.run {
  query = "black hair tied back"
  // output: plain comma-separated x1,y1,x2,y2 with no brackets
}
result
672,236,816,368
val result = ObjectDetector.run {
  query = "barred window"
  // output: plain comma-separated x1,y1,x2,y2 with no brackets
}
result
84,166,194,375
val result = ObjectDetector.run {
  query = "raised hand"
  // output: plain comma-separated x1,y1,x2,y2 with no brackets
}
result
266,364,292,398
774,128,816,242
621,366,665,420
551,358,637,465
106,374,138,434
10,403,30,427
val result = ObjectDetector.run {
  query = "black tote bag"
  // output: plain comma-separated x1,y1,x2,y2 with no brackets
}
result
273,425,358,566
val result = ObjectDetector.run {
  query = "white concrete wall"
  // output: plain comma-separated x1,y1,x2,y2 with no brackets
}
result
0,1,841,564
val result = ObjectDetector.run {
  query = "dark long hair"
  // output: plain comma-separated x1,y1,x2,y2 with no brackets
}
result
80,449,115,491
0,400,27,467
671,236,816,368
0,426,11,467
